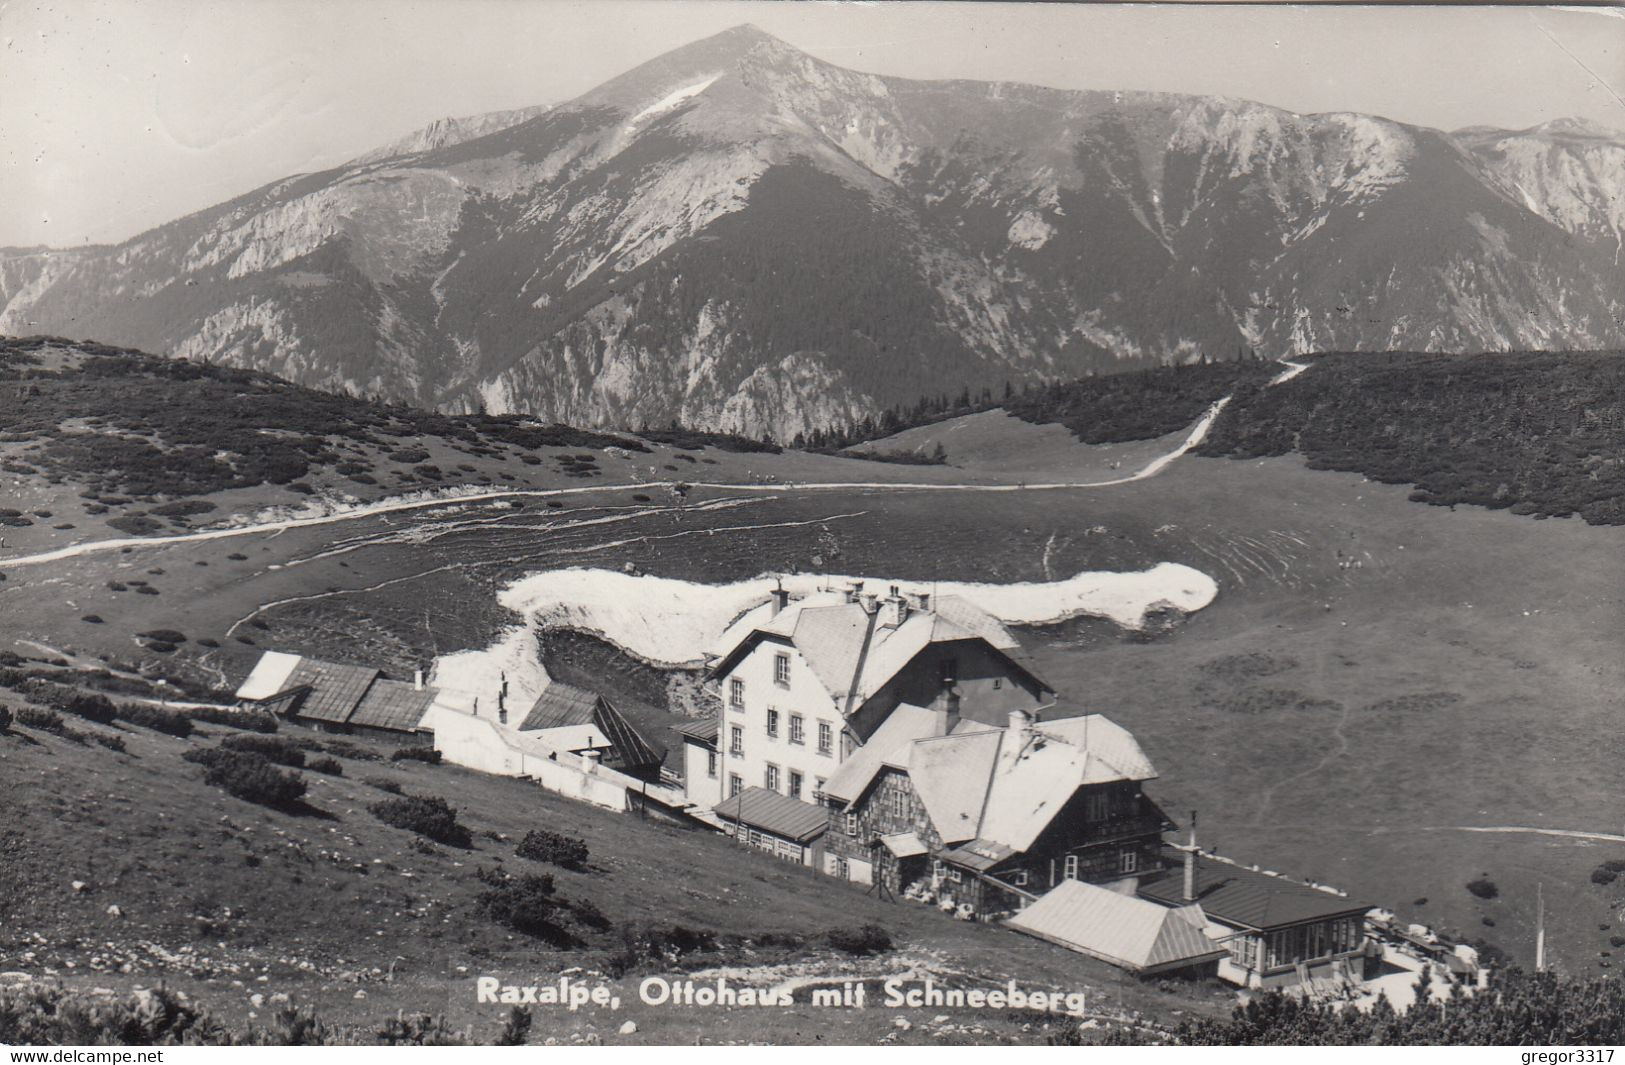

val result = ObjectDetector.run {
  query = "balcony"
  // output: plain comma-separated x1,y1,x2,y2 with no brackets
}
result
1080,812,1166,845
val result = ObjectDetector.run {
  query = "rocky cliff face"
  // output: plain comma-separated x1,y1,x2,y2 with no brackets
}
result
3,24,1621,439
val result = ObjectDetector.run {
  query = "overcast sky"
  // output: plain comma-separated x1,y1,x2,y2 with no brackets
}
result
2,1,1621,248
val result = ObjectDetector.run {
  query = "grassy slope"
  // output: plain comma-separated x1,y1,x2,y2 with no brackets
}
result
0,713,1229,1044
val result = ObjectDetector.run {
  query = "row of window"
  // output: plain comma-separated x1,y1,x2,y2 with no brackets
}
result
729,712,835,754
727,768,826,802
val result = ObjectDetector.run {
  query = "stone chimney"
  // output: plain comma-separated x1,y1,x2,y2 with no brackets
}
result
933,684,962,736
879,585,910,628
845,580,864,604
859,592,878,614
911,590,932,613
769,581,789,617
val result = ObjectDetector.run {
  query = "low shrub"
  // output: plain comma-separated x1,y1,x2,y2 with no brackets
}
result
475,868,570,942
196,638,221,648
15,707,65,732
0,704,10,733
187,706,278,732
198,750,307,809
1466,878,1500,900
307,756,344,776
370,795,471,847
81,615,104,624
390,745,442,764
364,776,403,794
826,924,893,956
220,733,306,768
150,500,216,518
91,733,126,752
1593,868,1620,887
22,680,117,724
138,629,187,644
321,739,382,762
516,829,589,869
117,703,194,738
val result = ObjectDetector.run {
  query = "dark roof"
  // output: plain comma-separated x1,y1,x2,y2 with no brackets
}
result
348,678,435,732
713,787,830,843
671,716,719,744
285,660,380,724
1138,852,1371,931
520,681,597,731
940,839,1018,872
517,682,663,770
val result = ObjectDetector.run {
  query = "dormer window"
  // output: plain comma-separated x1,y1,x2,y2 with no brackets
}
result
940,658,958,685
774,653,791,687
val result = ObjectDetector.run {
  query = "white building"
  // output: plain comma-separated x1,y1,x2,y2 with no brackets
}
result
686,582,1055,816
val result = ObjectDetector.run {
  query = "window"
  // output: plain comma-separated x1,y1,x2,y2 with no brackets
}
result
774,653,791,687
939,658,958,685
947,868,962,884
765,763,780,791
993,677,1003,690
728,773,742,797
766,709,779,738
1118,849,1139,874
1064,854,1079,880
706,750,718,778
789,771,803,800
729,678,744,709
890,789,908,818
1013,870,1028,887
833,856,849,881
845,812,858,836
789,714,805,745
729,725,744,756
817,721,833,755
814,777,826,798
1084,791,1109,822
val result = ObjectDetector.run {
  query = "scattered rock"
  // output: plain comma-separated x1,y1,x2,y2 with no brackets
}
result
105,904,122,918
618,1020,637,1035
354,990,367,1000
893,1018,912,1030
71,881,89,893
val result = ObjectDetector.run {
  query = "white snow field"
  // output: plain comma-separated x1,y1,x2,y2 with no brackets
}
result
487,562,1219,668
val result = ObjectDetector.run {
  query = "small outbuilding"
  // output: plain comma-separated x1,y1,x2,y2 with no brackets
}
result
713,786,828,866
1007,879,1227,977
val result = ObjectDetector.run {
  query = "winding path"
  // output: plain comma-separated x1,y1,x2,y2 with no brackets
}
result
0,392,1235,571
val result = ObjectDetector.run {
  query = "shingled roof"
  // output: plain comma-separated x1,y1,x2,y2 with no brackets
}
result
1138,852,1371,931
517,681,663,771
348,678,436,733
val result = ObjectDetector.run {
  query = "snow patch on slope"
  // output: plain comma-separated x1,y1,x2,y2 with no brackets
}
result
492,563,1219,667
631,76,720,124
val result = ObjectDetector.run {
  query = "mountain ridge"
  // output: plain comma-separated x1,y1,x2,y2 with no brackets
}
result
3,23,1621,438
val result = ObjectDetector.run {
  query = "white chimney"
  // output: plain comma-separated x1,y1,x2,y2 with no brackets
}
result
845,581,864,604
879,585,909,628
769,581,789,616
1007,707,1033,736
413,669,424,692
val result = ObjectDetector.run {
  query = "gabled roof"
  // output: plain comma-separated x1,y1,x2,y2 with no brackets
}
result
235,651,303,701
517,681,663,770
901,729,1003,845
1008,880,1229,975
713,787,829,843
348,678,436,732
1138,852,1372,931
519,681,599,731
821,703,940,803
283,659,380,723
845,712,1158,855
709,592,1048,713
